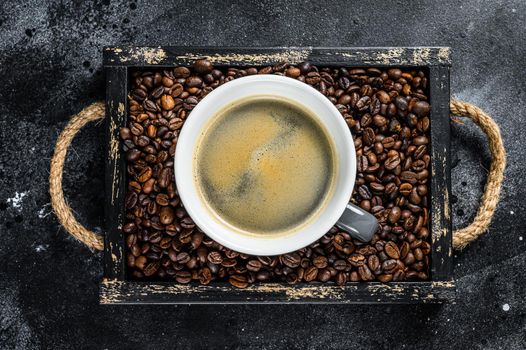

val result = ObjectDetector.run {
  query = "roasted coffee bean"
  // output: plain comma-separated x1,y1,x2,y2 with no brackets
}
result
180,216,195,229
142,178,155,194
175,270,192,283
125,232,137,247
305,72,321,85
143,261,160,276
384,241,400,259
363,128,375,145
348,253,366,267
229,274,249,288
395,96,408,111
161,95,175,110
378,274,393,283
382,259,398,273
130,123,144,136
392,270,406,281
358,185,372,200
412,100,430,117
246,260,262,272
126,148,141,162
207,251,223,264
388,206,401,223
357,155,368,173
286,67,301,78
135,255,147,270
400,242,410,259
367,255,381,272
414,145,427,160
370,182,385,193
191,232,204,249
282,253,301,268
399,172,417,185
125,192,138,209
358,265,374,281
333,259,347,271
376,90,390,104
385,153,401,170
137,167,152,183
356,96,370,110
159,207,174,225
414,248,424,261
198,267,212,284
312,255,328,269
421,241,432,255
304,266,318,282
399,183,413,196
120,127,132,140
382,137,395,148
403,216,416,230
373,115,387,127
173,66,191,78
158,168,172,189
335,272,347,286
186,76,202,88
155,193,170,206
298,62,312,73
257,256,272,266
132,88,147,101
221,258,237,268
357,245,377,256
194,59,213,74
317,268,331,282
349,271,360,282
256,270,270,281
387,68,402,80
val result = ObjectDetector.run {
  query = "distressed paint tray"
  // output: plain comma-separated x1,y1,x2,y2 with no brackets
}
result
101,47,454,304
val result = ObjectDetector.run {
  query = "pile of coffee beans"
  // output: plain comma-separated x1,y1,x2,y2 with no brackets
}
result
121,59,431,287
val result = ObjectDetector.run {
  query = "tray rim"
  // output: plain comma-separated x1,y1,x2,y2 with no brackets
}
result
102,46,452,67
102,46,453,304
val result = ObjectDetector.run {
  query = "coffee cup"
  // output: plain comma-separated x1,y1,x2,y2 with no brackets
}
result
175,75,378,256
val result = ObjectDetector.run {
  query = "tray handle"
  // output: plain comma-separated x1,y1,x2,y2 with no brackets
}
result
49,102,105,251
49,100,505,251
449,100,506,249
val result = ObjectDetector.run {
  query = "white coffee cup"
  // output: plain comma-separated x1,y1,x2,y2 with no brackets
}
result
174,75,377,256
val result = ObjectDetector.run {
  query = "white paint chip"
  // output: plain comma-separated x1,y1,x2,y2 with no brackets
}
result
35,244,48,253
502,303,510,311
38,204,52,219
6,191,29,211
510,210,515,215
520,236,523,241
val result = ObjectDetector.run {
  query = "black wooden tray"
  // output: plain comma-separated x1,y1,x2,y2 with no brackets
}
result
101,47,454,304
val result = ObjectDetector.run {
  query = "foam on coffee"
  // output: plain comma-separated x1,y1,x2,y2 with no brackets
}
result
193,95,337,236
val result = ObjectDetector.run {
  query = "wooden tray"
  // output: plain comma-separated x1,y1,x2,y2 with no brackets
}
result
101,47,454,304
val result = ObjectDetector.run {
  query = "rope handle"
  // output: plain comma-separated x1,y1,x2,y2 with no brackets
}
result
49,100,506,251
49,102,105,251
449,100,506,249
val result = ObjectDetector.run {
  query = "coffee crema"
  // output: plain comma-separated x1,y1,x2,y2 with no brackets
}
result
193,95,337,236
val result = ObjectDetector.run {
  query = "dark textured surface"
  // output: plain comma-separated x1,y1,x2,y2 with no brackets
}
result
0,0,524,349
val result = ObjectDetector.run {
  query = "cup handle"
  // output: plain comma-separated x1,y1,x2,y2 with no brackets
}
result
335,203,378,242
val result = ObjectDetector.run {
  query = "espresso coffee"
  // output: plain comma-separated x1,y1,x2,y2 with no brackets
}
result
193,95,337,236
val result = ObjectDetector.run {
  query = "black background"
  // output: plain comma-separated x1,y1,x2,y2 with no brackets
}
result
0,1,525,349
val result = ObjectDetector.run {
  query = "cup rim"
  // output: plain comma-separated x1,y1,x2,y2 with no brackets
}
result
174,75,356,255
